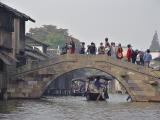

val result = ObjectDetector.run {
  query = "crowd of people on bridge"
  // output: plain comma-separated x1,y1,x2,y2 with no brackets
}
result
61,37,152,67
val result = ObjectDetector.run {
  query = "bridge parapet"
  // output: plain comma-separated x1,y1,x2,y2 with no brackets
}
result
13,54,153,78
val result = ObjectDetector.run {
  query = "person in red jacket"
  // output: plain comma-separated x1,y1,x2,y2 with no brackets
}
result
117,44,123,59
126,44,132,62
69,39,75,54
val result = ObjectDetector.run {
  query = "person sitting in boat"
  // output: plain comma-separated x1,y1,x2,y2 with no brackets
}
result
94,77,102,90
94,77,109,100
103,81,109,99
94,77,104,100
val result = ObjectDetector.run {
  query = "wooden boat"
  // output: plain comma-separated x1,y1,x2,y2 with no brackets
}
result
85,75,114,101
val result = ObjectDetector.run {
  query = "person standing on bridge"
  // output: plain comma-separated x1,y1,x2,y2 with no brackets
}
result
105,37,110,48
98,42,105,54
143,49,152,68
110,42,116,57
117,44,123,59
140,51,145,66
79,42,85,54
69,39,75,54
131,49,138,64
61,43,69,55
90,42,97,55
105,38,111,56
126,44,132,62
136,51,141,65
87,45,91,54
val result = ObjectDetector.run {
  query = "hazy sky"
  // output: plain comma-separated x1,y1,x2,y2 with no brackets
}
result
1,0,160,50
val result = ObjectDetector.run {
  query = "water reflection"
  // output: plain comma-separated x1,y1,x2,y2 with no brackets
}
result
0,94,160,120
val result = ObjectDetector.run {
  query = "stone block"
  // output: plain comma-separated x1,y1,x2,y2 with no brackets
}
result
129,86,142,91
133,91,145,96
28,81,37,85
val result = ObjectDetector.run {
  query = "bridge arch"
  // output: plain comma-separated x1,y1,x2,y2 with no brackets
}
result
42,67,131,99
10,54,160,102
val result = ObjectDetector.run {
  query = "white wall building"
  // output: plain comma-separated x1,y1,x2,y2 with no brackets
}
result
150,51,160,59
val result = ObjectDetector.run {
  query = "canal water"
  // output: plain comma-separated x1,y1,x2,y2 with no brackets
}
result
0,94,160,120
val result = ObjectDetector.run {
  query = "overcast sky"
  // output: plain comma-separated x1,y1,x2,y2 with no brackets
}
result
1,0,160,50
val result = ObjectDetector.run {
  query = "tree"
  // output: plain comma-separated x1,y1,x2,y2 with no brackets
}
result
29,25,81,52
150,31,160,52
29,25,69,48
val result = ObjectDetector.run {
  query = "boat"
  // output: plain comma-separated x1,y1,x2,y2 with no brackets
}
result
71,79,86,96
85,75,114,101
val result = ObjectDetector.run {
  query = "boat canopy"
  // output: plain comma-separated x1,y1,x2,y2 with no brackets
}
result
87,75,114,81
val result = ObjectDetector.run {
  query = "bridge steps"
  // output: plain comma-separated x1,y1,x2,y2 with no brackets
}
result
148,96,160,102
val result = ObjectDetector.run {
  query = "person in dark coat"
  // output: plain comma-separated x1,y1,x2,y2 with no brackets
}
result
61,43,68,55
131,49,138,64
79,42,85,54
90,42,97,55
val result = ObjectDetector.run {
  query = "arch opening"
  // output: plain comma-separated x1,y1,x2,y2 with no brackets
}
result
42,67,131,102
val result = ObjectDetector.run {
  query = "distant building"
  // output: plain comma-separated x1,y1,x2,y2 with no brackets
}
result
150,52,160,69
25,35,51,64
25,45,50,64
149,31,160,60
25,35,49,53
150,51,160,59
0,2,35,99
150,31,160,52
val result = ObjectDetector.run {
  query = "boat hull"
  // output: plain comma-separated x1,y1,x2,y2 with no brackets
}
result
85,93,106,101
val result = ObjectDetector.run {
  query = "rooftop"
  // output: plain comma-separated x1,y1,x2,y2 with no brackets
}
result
0,2,35,22
25,35,49,47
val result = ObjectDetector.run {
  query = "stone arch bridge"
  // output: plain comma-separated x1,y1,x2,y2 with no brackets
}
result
8,54,160,102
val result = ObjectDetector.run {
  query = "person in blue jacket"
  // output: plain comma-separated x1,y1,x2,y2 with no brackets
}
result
143,49,152,68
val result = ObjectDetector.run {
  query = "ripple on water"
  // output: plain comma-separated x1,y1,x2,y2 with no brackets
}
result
0,94,160,120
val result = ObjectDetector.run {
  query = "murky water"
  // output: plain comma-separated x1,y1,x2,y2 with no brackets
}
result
0,94,160,120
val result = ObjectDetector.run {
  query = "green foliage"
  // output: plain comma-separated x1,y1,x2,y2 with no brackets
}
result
29,25,81,51
29,25,68,48
46,33,65,48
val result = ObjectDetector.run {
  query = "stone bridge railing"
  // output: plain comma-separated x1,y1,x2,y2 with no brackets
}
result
12,54,157,79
